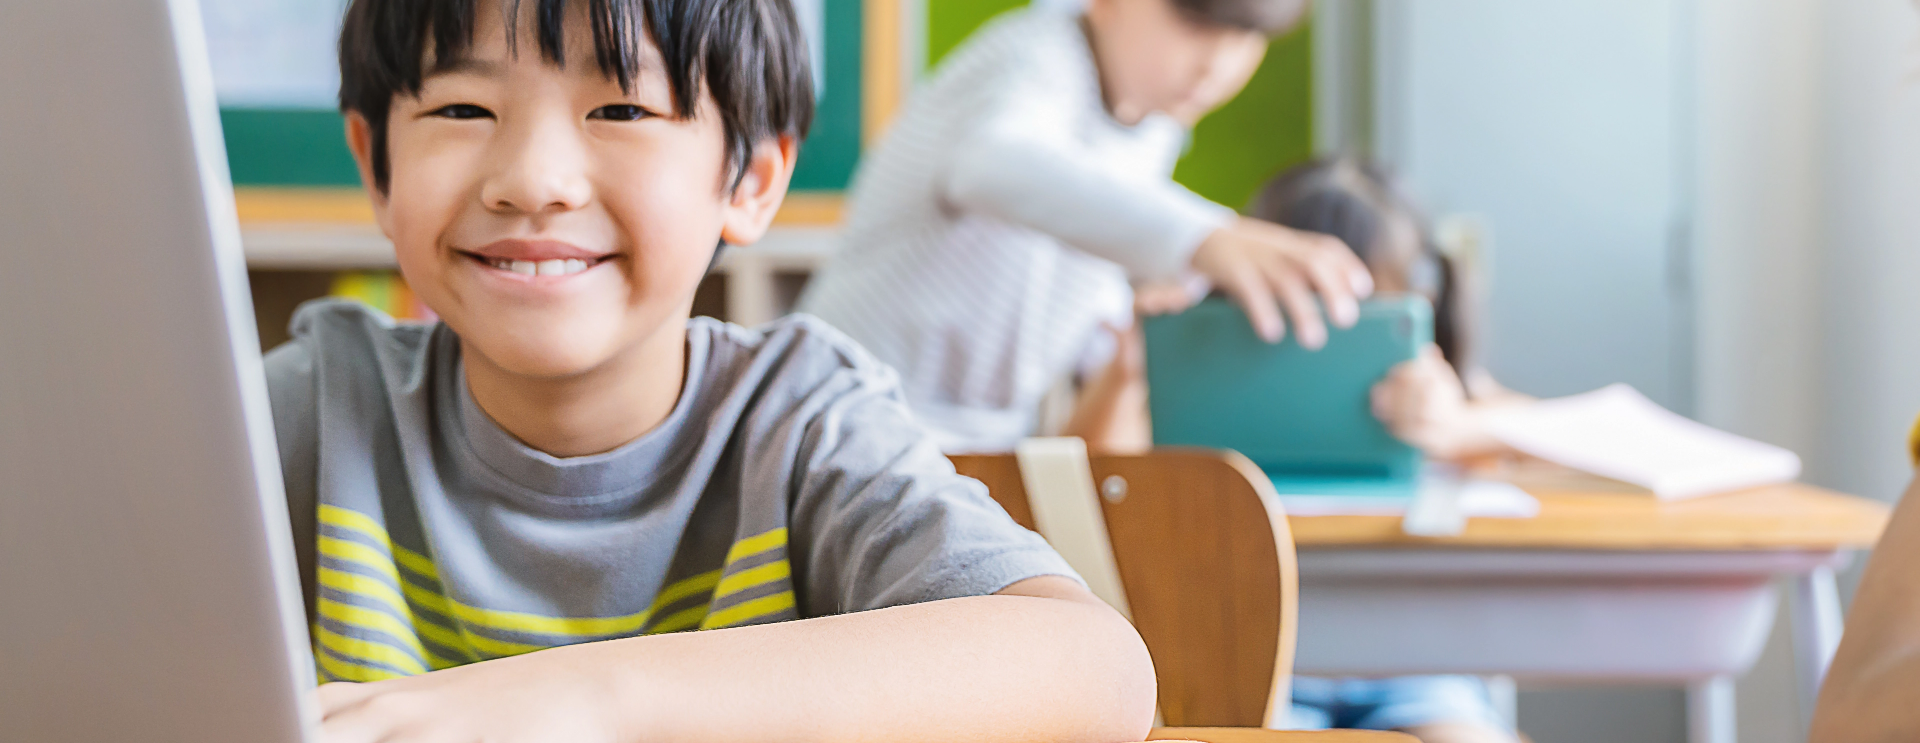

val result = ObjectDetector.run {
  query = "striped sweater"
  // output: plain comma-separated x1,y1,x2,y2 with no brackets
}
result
798,5,1233,452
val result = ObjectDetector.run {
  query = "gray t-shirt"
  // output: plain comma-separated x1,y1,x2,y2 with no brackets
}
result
266,300,1073,682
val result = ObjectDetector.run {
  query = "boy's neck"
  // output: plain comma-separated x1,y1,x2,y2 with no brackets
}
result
461,319,690,459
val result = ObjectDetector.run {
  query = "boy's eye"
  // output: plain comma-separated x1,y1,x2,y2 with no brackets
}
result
588,104,654,122
428,104,493,120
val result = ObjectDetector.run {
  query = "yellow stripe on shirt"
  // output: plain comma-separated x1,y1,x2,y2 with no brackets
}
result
700,591,798,630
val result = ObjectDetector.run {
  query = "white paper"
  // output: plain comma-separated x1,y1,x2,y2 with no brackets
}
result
1483,384,1802,500
1279,478,1540,518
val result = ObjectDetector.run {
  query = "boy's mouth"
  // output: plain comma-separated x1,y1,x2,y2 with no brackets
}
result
458,239,617,278
476,256,603,277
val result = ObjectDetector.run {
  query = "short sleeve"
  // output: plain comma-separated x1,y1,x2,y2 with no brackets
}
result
783,351,1080,615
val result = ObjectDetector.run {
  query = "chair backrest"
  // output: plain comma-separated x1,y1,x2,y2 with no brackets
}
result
951,448,1300,729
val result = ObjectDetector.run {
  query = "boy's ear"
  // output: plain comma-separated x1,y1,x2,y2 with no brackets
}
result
343,112,394,236
718,135,799,247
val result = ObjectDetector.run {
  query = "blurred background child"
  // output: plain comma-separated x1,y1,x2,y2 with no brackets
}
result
797,0,1370,453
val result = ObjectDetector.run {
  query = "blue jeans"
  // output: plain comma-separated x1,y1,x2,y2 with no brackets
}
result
1285,675,1508,732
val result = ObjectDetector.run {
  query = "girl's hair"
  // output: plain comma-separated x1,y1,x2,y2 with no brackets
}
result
1246,158,1475,375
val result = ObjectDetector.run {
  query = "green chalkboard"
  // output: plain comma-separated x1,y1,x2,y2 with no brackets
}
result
925,2,1315,210
222,0,863,191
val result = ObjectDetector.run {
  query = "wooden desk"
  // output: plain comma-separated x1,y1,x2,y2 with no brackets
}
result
1149,728,1413,742
1284,475,1889,743
1290,480,1886,551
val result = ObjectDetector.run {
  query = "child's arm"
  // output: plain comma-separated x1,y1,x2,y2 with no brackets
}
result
1064,323,1153,454
945,104,1371,349
313,575,1153,743
1370,345,1518,460
1810,473,1920,741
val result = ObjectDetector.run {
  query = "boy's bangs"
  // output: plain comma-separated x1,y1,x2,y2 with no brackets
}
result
421,0,690,117
341,0,813,191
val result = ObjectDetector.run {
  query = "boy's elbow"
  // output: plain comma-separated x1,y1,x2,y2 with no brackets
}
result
1000,577,1157,740
1097,606,1159,741
1059,595,1159,740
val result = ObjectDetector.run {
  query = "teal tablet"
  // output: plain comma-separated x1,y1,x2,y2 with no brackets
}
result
1144,295,1432,496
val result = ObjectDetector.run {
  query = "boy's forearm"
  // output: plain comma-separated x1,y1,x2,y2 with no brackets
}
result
569,576,1155,743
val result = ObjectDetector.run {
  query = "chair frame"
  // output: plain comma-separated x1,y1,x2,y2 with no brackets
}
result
953,448,1300,728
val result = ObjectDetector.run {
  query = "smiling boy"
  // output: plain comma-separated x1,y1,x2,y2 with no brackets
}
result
261,0,1155,740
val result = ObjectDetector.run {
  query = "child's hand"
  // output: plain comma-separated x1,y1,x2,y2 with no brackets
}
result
316,650,621,743
1371,345,1486,459
1132,275,1209,317
1190,217,1373,349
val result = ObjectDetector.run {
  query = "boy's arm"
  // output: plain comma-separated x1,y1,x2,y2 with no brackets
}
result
945,122,1226,280
944,114,1371,347
1810,473,1920,742
314,575,1155,743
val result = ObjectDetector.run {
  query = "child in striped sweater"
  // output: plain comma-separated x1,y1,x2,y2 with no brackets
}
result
799,0,1370,453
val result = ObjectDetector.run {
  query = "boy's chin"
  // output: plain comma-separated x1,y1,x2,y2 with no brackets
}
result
461,324,644,381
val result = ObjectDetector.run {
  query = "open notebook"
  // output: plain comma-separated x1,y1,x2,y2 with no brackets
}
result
1483,384,1802,500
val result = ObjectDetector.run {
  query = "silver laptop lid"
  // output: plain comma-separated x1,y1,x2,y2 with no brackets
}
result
0,0,316,740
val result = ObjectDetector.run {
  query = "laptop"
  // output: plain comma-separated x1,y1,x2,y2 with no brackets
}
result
1144,295,1432,501
0,1,316,740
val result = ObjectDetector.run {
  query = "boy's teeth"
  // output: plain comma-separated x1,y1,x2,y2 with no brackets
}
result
487,256,594,276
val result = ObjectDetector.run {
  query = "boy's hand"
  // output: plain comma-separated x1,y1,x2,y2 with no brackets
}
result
1370,345,1482,459
1132,276,1209,317
1190,217,1373,348
316,651,620,743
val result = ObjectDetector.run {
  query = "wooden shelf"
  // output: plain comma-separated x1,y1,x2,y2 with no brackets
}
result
234,187,845,226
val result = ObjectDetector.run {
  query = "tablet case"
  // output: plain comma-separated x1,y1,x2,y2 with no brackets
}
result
1144,295,1432,497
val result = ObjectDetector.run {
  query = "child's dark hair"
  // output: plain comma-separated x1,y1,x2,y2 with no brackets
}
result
1248,158,1476,375
337,0,814,192
1173,0,1309,35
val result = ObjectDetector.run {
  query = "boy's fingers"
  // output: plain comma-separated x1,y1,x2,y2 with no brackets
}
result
1221,273,1284,343
1265,266,1326,351
1303,240,1365,329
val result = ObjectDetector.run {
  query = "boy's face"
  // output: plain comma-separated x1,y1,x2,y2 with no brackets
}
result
1086,0,1269,126
345,2,792,380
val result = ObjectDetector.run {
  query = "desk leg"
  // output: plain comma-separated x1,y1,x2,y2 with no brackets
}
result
1790,565,1845,717
1687,676,1736,743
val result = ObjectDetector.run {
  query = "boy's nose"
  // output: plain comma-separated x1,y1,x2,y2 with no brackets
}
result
482,117,593,215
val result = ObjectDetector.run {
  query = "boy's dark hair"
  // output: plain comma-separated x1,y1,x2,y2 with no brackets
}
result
1248,157,1478,379
1172,0,1309,35
338,0,814,192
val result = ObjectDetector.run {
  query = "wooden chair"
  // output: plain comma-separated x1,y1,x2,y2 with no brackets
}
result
951,448,1300,729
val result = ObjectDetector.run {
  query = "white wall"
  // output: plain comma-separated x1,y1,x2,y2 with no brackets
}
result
1694,0,1920,508
1375,0,1693,411
1691,0,1822,461
1810,0,1920,501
